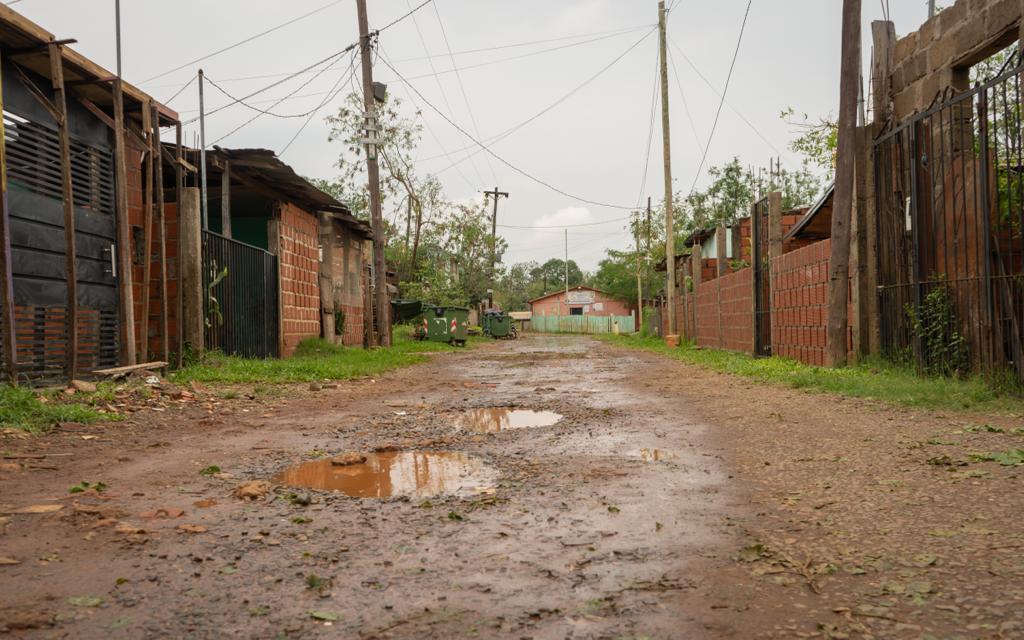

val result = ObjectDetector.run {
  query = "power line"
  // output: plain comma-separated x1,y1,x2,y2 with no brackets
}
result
279,55,359,155
665,43,704,152
636,44,660,209
378,0,435,33
667,34,781,157
424,28,656,175
141,0,348,84
162,74,197,106
497,215,630,229
687,0,755,196
380,54,637,210
432,0,498,183
403,0,487,186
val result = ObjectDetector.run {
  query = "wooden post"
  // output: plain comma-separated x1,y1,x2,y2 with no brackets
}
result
138,100,154,361
716,224,728,277
221,159,232,238
112,79,136,365
318,212,336,342
0,52,16,383
749,201,759,355
868,20,894,357
828,0,862,367
179,187,204,355
174,123,184,369
851,125,871,360
768,191,783,263
152,105,169,365
49,43,78,379
267,205,284,357
658,0,676,337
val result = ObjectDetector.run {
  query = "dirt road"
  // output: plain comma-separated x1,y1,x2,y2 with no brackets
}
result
2,335,1022,638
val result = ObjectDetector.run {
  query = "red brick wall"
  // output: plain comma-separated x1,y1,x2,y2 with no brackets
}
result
692,267,753,353
770,239,852,366
277,202,321,357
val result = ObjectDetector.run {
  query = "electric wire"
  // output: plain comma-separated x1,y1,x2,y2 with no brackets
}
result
635,45,660,209
423,27,657,175
162,74,197,106
381,53,637,210
279,54,359,155
667,34,781,157
141,0,348,84
378,0,435,33
685,0,758,196
403,0,486,186
666,44,704,152
431,0,498,183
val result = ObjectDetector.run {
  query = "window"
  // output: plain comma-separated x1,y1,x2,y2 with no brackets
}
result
569,307,583,316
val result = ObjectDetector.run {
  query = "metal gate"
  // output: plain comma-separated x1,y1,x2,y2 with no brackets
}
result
202,230,279,358
874,51,1024,382
751,195,772,356
0,65,119,383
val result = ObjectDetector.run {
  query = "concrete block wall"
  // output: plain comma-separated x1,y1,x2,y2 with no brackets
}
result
690,267,754,353
277,202,321,357
771,240,831,366
890,0,1022,121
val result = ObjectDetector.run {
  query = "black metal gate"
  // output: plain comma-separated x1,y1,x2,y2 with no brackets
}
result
751,195,772,356
202,230,279,359
0,60,119,383
874,51,1024,382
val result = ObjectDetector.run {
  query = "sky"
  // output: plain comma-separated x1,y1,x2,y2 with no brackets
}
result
9,0,931,271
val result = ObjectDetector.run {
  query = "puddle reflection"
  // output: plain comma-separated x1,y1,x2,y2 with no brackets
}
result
456,408,562,433
273,451,495,498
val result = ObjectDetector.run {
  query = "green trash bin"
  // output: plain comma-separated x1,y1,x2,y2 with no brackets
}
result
488,312,512,339
444,306,470,346
424,306,450,343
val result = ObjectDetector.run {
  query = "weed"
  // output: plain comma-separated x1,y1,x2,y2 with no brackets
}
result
969,449,1024,466
600,335,1019,413
0,385,114,433
198,465,221,476
69,481,107,494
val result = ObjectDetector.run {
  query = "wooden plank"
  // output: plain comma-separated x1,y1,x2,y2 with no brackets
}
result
11,61,61,123
153,104,168,366
174,124,184,369
93,360,168,376
138,99,153,361
0,51,17,383
49,42,77,379
112,79,136,365
74,96,114,129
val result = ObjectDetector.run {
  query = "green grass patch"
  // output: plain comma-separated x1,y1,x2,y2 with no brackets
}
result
0,385,114,434
171,329,475,385
599,334,1019,412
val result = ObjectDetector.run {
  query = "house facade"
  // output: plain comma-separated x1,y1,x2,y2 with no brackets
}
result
529,286,632,317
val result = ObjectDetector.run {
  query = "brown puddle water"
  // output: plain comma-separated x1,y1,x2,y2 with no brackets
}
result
629,448,678,462
456,408,563,433
273,451,496,498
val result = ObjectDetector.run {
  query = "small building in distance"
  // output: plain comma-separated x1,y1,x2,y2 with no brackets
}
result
529,286,632,317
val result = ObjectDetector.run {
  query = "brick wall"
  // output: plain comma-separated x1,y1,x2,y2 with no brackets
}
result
890,0,1021,121
691,267,754,353
277,202,321,357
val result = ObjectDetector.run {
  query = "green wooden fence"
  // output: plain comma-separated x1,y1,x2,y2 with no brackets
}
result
527,315,635,334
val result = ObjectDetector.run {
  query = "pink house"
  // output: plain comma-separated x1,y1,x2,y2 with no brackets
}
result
529,286,633,317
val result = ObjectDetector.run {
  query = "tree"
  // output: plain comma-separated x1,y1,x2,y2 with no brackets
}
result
531,259,584,294
781,107,839,173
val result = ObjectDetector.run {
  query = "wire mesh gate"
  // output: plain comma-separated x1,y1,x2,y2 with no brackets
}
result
202,231,279,359
751,195,772,356
874,52,1024,382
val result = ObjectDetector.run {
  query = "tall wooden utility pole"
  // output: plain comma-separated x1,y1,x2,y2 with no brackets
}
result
827,0,861,367
356,0,390,346
636,196,650,333
483,186,508,309
658,0,676,337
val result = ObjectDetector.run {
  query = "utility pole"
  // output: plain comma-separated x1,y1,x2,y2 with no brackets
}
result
827,0,861,367
658,0,677,338
198,69,208,230
114,0,122,77
483,186,508,310
637,197,650,333
564,229,569,297
356,0,390,346
928,0,936,19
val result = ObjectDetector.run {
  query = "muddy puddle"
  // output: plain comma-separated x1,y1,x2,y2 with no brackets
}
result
456,408,562,433
629,448,678,462
273,451,496,498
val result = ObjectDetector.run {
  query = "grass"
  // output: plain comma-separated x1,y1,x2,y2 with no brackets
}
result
600,334,1021,413
0,385,114,434
170,328,476,385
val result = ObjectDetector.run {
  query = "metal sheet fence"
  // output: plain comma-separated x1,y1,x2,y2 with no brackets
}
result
874,52,1024,382
526,315,635,334
202,231,279,359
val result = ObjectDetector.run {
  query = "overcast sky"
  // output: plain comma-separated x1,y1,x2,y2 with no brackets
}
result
13,0,930,271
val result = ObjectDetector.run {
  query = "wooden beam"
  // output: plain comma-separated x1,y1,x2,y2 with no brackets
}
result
75,96,114,129
112,79,136,365
0,51,17,383
152,104,169,366
221,159,232,238
93,360,168,376
7,38,77,56
138,99,154,361
11,62,62,124
49,43,78,379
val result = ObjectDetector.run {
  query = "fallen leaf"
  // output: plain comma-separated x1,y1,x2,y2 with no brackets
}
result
139,508,185,520
234,480,271,501
0,556,21,565
68,596,103,608
7,504,63,514
177,524,207,534
310,611,339,621
193,498,217,508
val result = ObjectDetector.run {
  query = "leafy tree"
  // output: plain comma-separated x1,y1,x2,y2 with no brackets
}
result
781,107,838,173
